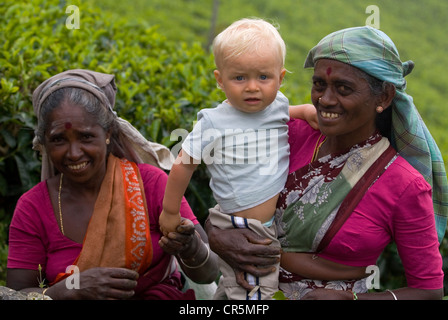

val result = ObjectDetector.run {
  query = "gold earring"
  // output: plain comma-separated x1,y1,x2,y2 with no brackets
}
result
106,138,110,145
376,106,384,113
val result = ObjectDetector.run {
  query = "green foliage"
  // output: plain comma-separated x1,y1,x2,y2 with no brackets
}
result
0,0,223,214
0,0,223,283
272,290,288,300
0,209,9,286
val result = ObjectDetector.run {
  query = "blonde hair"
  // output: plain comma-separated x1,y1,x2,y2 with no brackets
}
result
212,18,286,69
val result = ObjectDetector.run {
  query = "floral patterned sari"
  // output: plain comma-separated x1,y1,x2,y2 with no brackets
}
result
275,133,397,299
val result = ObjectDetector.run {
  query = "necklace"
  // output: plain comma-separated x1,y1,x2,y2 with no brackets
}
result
58,173,65,235
312,134,327,162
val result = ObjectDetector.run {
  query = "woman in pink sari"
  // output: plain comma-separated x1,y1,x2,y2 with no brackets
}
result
7,69,219,299
207,27,447,300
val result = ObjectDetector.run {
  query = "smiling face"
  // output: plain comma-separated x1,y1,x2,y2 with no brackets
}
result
311,59,380,150
214,49,286,113
44,101,110,185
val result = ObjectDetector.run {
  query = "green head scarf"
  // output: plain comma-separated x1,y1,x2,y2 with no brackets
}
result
304,26,448,242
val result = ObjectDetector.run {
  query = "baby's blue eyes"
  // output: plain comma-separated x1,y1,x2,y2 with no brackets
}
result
235,75,268,80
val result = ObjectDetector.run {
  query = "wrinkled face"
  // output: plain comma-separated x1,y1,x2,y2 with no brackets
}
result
214,49,286,113
44,101,110,184
311,59,378,147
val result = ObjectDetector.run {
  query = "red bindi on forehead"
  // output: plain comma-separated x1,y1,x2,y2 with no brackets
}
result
64,122,72,130
326,67,332,76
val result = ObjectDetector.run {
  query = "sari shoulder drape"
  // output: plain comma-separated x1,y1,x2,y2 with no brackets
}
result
276,134,397,253
52,154,152,284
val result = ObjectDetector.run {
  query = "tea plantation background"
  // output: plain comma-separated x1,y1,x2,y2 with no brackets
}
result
1,0,447,294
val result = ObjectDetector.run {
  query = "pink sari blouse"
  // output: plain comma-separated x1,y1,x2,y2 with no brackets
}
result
7,163,198,297
285,119,443,290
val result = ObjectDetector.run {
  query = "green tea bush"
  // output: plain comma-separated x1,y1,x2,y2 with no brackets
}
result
0,0,224,283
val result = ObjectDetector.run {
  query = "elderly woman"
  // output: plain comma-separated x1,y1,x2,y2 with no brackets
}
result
7,69,218,299
206,26,447,300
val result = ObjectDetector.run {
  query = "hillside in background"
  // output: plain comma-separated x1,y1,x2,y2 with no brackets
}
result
92,0,448,166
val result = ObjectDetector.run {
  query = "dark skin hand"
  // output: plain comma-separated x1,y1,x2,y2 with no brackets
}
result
205,219,443,300
8,218,218,299
57,267,139,300
204,218,280,291
159,218,219,284
301,288,353,300
7,267,139,300
158,218,197,256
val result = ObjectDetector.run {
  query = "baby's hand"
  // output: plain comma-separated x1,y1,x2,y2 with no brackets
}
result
289,104,319,130
159,209,182,236
302,104,319,130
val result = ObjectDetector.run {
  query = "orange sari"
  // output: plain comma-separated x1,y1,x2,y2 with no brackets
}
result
53,154,153,282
